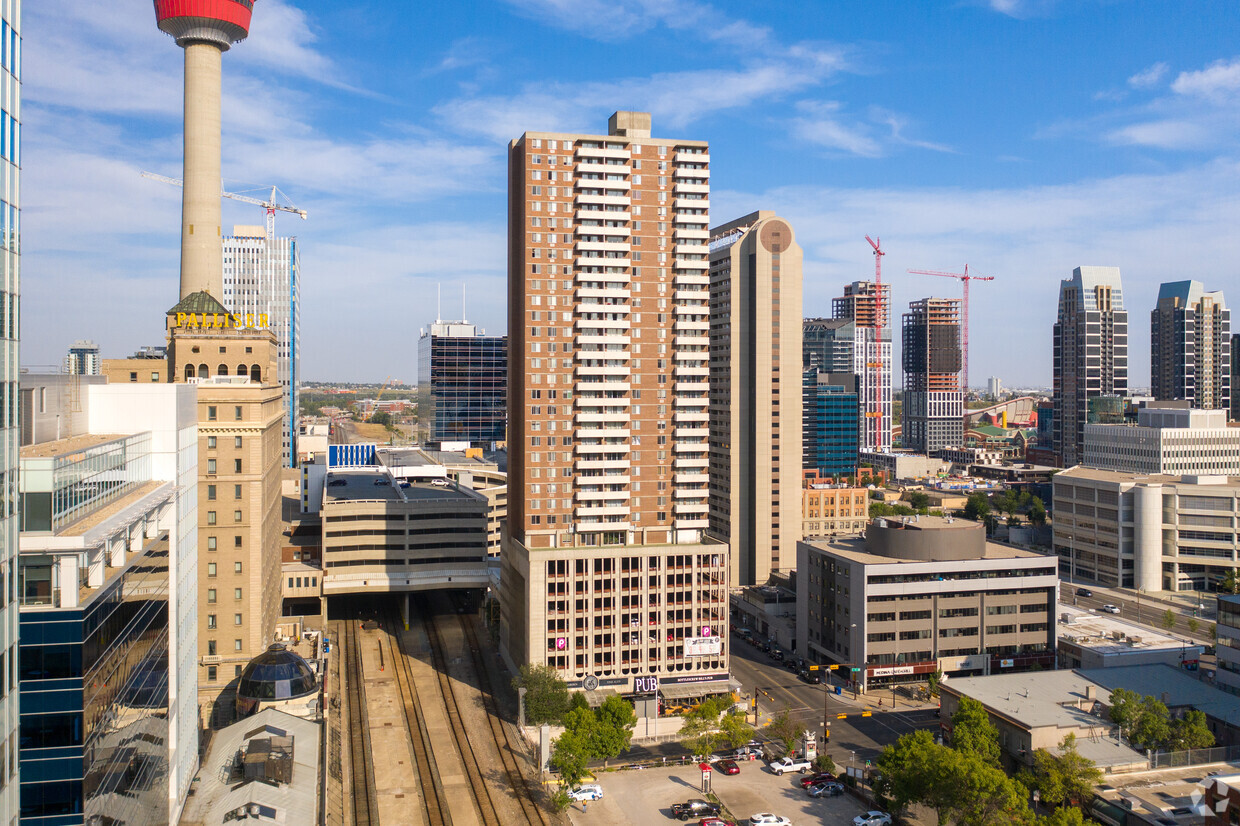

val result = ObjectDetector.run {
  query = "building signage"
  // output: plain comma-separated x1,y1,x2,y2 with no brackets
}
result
661,673,728,685
555,637,567,650
869,665,915,677
1000,659,1014,668
684,636,723,657
633,675,659,694
173,311,269,329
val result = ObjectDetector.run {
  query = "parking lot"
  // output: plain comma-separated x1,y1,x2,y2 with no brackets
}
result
565,761,875,826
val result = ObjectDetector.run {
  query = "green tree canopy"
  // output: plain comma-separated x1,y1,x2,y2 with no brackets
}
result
763,706,804,755
550,727,591,787
678,696,751,757
963,492,991,522
514,663,571,726
1160,609,1177,632
1167,709,1214,751
950,697,1002,767
908,491,931,510
1039,807,1086,826
593,695,639,760
1028,498,1047,526
1219,568,1240,595
1018,733,1103,809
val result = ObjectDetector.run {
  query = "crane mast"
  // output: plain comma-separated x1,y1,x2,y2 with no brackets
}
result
906,264,996,396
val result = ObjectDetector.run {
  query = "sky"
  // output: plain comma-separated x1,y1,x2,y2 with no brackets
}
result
20,0,1240,386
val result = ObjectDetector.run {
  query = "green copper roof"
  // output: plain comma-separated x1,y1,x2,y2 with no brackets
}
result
167,291,228,316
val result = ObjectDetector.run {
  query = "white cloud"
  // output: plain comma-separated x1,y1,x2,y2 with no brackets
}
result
789,101,883,158
1171,57,1240,102
1106,120,1208,150
1128,62,1169,89
983,0,1059,19
501,0,774,47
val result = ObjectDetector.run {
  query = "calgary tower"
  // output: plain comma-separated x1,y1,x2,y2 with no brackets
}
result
153,1,254,299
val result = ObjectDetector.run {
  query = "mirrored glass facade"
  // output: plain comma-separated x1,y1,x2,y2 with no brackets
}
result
417,327,507,445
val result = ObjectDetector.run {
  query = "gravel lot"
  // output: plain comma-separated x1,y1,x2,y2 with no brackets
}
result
565,761,876,826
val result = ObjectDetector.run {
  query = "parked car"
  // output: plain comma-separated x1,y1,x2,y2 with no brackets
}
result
673,800,722,821
1102,604,1121,614
718,759,741,775
768,756,812,775
800,771,836,788
699,819,736,826
807,781,844,798
749,815,793,826
854,812,893,826
1076,587,1093,597
567,784,603,801
799,668,822,684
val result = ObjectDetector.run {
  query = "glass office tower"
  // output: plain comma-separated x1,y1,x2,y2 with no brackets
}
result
417,322,507,446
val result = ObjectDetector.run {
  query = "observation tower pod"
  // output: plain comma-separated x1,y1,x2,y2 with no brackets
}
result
154,0,253,49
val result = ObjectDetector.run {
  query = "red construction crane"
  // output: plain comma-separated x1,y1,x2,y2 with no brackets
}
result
906,264,995,395
865,236,885,450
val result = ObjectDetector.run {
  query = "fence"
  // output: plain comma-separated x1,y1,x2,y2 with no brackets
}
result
1148,744,1240,769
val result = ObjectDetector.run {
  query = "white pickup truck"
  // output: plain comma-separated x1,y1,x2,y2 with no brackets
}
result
768,756,812,775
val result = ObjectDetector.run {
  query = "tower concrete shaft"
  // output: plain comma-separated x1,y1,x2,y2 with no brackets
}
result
181,42,224,298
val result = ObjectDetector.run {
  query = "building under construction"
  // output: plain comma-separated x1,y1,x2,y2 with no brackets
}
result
832,281,892,452
902,297,964,455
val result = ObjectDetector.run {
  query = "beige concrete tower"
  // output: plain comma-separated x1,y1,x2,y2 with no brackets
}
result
154,0,254,298
707,212,804,586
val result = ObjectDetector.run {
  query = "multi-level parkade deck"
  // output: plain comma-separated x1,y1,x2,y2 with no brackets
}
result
318,453,490,607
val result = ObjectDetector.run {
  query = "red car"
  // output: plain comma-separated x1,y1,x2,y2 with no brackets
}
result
717,759,740,775
800,771,836,788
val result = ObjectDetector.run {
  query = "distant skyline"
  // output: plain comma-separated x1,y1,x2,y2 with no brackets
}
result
21,1,1240,385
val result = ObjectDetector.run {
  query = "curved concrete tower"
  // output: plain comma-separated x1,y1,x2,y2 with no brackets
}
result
153,0,254,298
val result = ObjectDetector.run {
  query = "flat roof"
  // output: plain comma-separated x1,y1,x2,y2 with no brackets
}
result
1082,665,1240,728
801,535,1051,566
20,433,127,459
60,480,170,536
1056,604,1194,653
945,669,1109,731
323,470,480,504
1057,466,1240,487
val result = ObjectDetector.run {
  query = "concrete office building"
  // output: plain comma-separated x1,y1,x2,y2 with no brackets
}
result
417,321,507,447
1151,280,1230,412
63,340,100,376
501,112,731,699
801,472,868,538
988,376,1002,399
708,211,803,586
1053,465,1240,592
1055,605,1203,671
1232,333,1240,422
803,317,854,372
222,226,300,466
803,369,859,476
834,281,893,452
797,516,1058,690
1053,266,1128,466
902,297,964,455
1218,594,1240,696
0,4,17,822
1083,403,1240,476
18,375,199,824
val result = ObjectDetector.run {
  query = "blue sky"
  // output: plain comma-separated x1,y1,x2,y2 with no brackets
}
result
21,0,1240,386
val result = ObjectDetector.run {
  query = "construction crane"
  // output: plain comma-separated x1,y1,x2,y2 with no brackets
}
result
369,376,395,423
906,264,995,395
141,171,307,240
865,235,886,451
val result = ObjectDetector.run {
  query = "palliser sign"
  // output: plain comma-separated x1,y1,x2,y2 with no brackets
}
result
173,312,269,329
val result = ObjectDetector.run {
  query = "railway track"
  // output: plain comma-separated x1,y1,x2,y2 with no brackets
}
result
386,611,452,826
344,619,378,826
453,609,552,826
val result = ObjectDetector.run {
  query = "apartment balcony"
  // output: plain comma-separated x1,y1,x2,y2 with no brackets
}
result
574,395,631,408
674,472,709,485
673,366,708,378
576,208,631,222
575,287,631,301
674,502,709,514
673,197,709,211
673,272,710,285
673,182,709,195
673,349,708,361
574,520,633,532
673,335,709,348
575,380,631,393
673,409,709,423
674,486,708,498
673,257,709,270
673,226,710,240
575,488,631,502
674,289,709,301
674,426,709,438
674,455,709,468
674,304,708,316
673,166,709,180
576,503,632,518
576,240,631,253
575,408,631,422
574,427,631,441
575,193,631,208
675,517,709,529
576,458,632,471
673,319,709,332
576,145,631,161
576,302,631,317
575,270,631,285
673,395,709,407
673,441,708,453
674,242,709,256
575,256,631,269
575,363,630,377
575,334,630,347
576,161,627,175
575,177,631,191
674,211,710,224
674,151,710,164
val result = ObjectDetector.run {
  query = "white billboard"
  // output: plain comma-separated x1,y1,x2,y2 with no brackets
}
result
684,636,723,657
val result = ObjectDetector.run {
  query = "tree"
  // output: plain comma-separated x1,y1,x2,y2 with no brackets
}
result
1210,623,1218,642
909,491,931,511
1160,609,1177,632
369,409,393,427
814,753,837,774
950,696,1002,767
1130,695,1171,751
678,696,737,757
764,706,804,755
717,709,756,750
1028,498,1047,527
1188,617,1200,636
1039,807,1086,826
550,726,591,787
593,695,638,760
1106,688,1141,741
1219,568,1240,595
1019,733,1103,809
963,493,991,522
927,669,943,698
513,663,571,726
1167,709,1214,751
